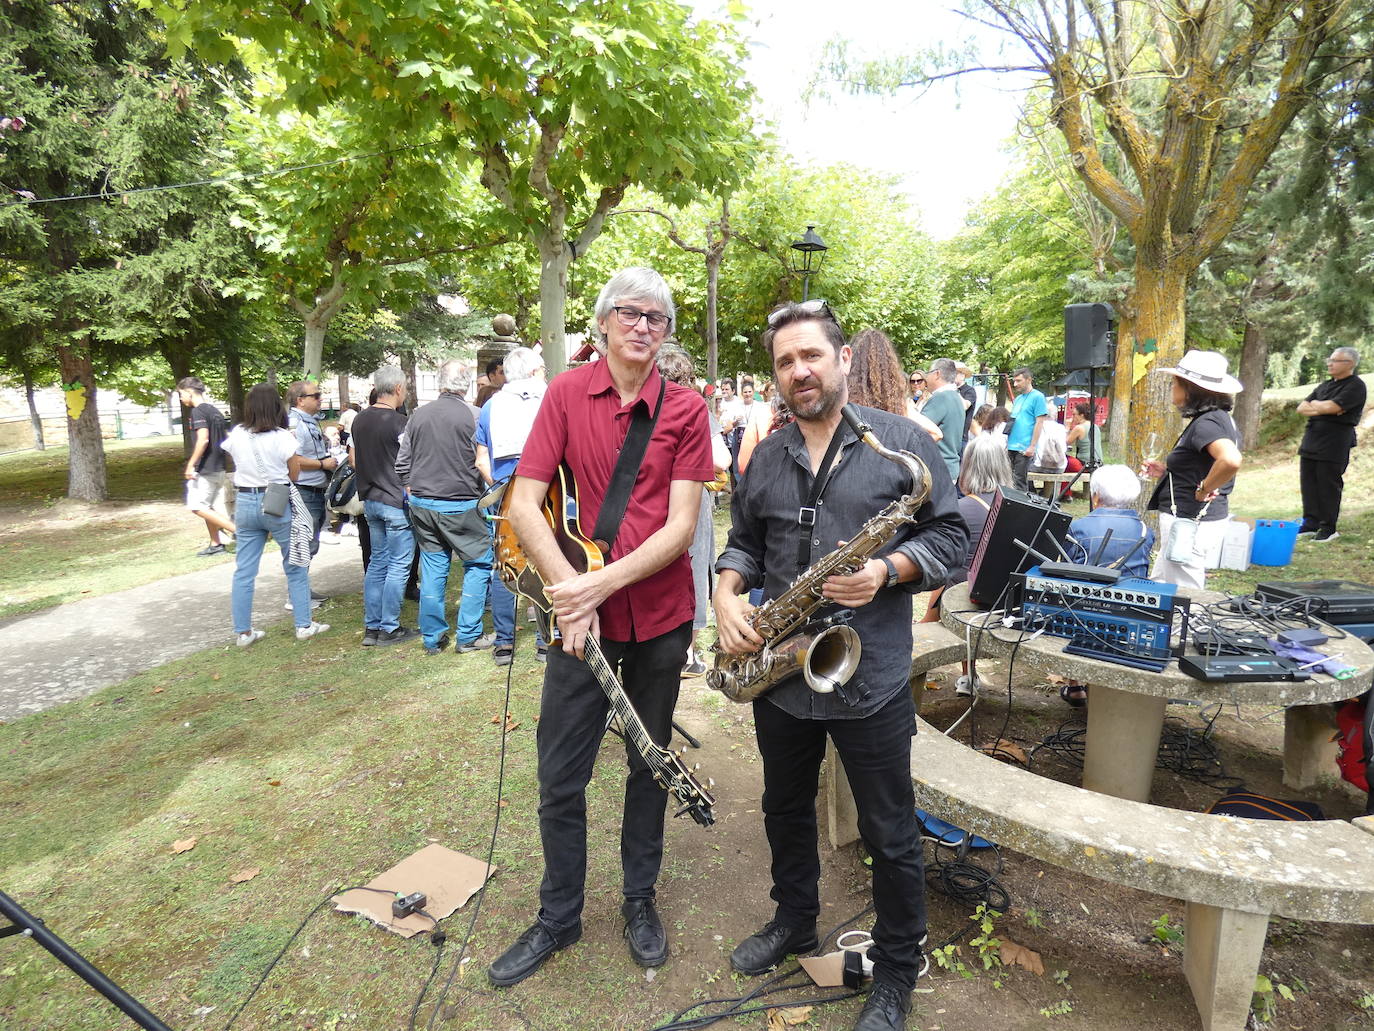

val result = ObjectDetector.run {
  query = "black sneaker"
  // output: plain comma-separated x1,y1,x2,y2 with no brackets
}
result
853,981,912,1031
362,628,380,647
376,627,417,647
423,633,451,656
196,544,226,557
493,645,515,666
536,645,549,663
1313,529,1340,543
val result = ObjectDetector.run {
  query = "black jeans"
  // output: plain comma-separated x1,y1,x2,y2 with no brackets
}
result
753,688,927,992
1299,452,1350,534
1010,450,1032,492
536,621,692,932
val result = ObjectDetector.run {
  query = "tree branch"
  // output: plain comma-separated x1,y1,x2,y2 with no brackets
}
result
573,179,630,254
606,207,708,255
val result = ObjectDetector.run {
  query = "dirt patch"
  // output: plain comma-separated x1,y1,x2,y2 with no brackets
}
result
419,666,1372,1031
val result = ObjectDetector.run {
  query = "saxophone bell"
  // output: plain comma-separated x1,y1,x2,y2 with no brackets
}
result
800,622,862,694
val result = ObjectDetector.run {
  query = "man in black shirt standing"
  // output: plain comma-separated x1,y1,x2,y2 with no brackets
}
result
714,302,967,1031
176,377,235,556
1297,347,1366,543
350,366,415,646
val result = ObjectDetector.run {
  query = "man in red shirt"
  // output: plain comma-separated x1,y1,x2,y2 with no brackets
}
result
488,267,714,987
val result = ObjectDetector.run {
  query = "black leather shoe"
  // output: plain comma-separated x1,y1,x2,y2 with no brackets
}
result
622,898,668,968
487,920,582,987
729,919,818,975
853,982,911,1031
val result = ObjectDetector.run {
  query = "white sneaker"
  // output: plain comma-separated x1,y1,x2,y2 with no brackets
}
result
296,621,331,640
955,674,982,697
236,629,265,648
285,598,324,611
320,532,341,545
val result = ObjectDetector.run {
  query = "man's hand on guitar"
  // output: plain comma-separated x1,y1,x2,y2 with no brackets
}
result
713,590,762,656
556,608,600,659
545,568,613,624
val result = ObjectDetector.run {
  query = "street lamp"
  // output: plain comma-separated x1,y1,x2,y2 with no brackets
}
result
789,224,828,301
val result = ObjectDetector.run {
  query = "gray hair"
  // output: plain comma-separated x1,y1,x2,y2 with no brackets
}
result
502,346,544,382
594,267,675,339
437,359,470,394
959,432,1015,495
1333,346,1360,365
1090,464,1143,507
373,365,406,397
928,358,957,382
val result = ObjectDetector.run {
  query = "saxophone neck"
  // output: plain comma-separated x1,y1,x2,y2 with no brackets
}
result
841,403,930,501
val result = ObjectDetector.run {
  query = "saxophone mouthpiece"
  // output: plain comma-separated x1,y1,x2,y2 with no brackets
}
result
840,403,879,448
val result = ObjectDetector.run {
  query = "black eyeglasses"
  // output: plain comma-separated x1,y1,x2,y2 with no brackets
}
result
766,298,835,328
611,306,671,332
301,392,322,400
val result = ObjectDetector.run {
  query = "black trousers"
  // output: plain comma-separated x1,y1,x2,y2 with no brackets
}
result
1010,450,1032,492
535,621,691,932
753,688,928,992
1299,452,1351,534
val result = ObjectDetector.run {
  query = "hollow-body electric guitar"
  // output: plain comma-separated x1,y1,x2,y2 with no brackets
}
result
491,467,716,827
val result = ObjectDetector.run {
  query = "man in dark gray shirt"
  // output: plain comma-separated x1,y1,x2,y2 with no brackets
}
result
714,301,967,1031
395,359,491,655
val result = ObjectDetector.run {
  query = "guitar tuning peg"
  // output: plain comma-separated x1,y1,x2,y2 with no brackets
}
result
707,778,716,788
692,763,701,772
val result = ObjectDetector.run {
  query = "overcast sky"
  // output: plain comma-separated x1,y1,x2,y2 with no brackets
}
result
690,0,1038,239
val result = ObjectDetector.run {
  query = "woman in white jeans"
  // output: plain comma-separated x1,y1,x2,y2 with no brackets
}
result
1140,350,1244,590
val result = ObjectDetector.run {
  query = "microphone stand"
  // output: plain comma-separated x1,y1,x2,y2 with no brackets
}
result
0,891,174,1031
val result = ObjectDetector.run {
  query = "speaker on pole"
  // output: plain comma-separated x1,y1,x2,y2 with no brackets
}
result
1064,302,1116,370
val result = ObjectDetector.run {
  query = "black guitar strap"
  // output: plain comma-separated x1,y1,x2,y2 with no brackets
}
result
591,377,667,555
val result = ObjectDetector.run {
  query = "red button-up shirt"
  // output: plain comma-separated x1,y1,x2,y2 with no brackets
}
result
516,359,714,642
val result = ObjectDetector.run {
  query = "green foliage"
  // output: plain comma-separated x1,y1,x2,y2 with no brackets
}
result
1356,990,1374,1010
1024,906,1046,929
1150,914,1184,947
1251,973,1299,1025
1040,999,1073,1018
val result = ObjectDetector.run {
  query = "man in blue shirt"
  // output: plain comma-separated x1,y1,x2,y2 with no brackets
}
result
288,380,338,559
1006,367,1047,491
475,347,548,665
1067,465,1155,578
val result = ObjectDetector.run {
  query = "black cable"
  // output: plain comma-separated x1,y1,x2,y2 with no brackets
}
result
413,627,518,1030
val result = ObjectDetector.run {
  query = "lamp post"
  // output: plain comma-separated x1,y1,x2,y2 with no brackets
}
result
789,224,828,301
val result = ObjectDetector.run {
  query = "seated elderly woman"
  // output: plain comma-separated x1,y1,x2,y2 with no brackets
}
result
1058,465,1156,708
1067,465,1155,579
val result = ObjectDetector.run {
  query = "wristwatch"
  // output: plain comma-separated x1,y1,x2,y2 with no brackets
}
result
881,556,900,588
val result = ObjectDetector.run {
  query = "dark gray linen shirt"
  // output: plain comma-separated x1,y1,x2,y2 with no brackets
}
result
716,405,969,719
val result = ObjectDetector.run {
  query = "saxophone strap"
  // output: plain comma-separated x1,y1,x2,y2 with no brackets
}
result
795,421,849,572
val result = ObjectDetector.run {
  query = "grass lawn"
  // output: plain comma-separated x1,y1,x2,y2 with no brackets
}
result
0,438,234,620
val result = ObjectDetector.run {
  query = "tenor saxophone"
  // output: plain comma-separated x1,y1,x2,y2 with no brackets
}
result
708,404,932,704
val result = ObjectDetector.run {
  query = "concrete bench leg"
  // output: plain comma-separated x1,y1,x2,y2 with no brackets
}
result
1283,703,1339,790
1082,685,1167,802
1183,902,1269,1031
824,740,860,849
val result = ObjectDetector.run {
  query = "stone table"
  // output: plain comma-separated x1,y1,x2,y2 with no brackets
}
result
939,581,1374,802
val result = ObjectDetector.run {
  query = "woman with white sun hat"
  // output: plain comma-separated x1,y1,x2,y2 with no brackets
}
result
1139,349,1244,589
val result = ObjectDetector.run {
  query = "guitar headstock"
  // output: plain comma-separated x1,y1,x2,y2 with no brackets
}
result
660,748,716,827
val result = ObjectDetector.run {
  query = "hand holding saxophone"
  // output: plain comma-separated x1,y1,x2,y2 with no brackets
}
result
713,570,763,656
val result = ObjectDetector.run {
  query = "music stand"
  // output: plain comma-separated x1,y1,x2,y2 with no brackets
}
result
0,890,174,1031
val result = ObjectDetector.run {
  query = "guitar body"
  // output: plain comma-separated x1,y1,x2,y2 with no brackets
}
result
493,466,715,827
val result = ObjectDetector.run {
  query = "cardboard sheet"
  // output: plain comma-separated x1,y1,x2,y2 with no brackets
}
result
332,844,496,938
797,951,847,988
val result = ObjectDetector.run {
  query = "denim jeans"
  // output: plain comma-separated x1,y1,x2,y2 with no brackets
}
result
752,688,927,992
298,488,327,556
232,490,313,632
535,621,691,932
363,500,414,633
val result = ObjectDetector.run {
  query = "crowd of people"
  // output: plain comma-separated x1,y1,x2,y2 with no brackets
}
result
173,265,1364,1031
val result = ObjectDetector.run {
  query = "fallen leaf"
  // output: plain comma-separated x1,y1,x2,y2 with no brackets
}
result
267,780,281,787
211,673,221,681
229,867,260,884
999,940,1044,975
767,1005,814,1029
152,688,165,694
243,696,257,702
170,837,197,854
980,739,1028,764
1045,673,1067,685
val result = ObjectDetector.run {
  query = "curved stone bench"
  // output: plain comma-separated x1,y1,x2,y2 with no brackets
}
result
824,622,965,848
910,713,1374,1031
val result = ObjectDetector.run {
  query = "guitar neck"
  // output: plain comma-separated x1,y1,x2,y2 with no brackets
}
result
582,638,668,766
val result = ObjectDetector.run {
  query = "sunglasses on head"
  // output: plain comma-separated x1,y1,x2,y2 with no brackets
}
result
766,298,835,328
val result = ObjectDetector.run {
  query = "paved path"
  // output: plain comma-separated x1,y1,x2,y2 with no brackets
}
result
0,538,366,720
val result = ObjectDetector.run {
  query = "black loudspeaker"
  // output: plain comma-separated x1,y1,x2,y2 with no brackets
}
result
1064,302,1116,370
968,487,1074,607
